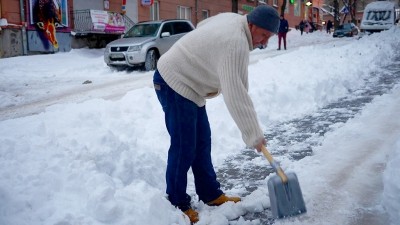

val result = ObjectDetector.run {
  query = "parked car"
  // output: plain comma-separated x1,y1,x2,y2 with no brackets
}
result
360,1,399,34
333,23,359,38
104,19,194,71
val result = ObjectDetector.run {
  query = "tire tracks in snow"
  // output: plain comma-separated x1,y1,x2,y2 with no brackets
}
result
0,74,152,121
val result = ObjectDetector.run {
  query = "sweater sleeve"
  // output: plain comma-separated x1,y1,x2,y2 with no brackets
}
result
219,40,264,147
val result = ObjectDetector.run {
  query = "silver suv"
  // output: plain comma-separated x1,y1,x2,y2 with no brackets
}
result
104,19,194,71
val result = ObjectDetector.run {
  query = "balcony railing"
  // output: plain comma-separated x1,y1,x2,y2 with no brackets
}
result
72,9,135,35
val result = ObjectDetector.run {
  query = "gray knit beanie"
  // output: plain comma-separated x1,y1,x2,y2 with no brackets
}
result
247,5,280,33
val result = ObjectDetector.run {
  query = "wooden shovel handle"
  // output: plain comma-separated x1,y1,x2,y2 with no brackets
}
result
261,145,288,183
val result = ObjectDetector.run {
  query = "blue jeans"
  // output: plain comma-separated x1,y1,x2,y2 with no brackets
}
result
153,70,223,211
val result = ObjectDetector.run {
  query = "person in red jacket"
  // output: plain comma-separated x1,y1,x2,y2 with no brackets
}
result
278,15,289,50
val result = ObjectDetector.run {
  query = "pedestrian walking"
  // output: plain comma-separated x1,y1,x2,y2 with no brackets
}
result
153,5,280,224
304,20,310,34
326,20,333,34
278,15,289,50
299,20,305,35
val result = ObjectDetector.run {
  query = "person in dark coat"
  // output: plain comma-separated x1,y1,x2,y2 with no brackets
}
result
299,20,305,35
326,20,333,34
278,15,289,50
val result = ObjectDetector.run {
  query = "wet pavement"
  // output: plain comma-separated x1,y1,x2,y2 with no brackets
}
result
216,53,400,224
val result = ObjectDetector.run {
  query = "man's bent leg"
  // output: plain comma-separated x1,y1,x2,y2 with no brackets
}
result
154,70,197,211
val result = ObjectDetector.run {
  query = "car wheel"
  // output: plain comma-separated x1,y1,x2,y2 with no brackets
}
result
144,49,158,71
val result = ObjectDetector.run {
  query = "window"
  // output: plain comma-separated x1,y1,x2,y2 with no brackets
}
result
177,6,191,20
294,0,301,16
150,1,159,21
173,21,193,34
124,23,161,38
161,21,193,36
273,0,278,7
285,0,289,13
161,23,173,34
202,10,209,20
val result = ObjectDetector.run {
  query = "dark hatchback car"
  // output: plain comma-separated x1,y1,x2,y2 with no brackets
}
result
333,23,359,38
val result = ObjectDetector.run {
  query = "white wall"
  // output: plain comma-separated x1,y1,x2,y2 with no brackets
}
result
125,0,139,23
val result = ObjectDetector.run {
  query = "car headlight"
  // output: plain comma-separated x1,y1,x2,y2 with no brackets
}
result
128,45,142,52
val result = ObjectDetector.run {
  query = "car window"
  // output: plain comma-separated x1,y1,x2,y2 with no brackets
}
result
124,23,161,38
173,22,193,34
161,23,173,35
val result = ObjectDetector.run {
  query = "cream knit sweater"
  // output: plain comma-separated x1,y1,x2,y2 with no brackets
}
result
157,13,264,147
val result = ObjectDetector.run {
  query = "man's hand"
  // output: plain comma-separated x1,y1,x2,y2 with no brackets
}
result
254,138,267,152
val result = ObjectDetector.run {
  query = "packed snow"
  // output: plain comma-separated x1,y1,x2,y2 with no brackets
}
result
0,27,399,225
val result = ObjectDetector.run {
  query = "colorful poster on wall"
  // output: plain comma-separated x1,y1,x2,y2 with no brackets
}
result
29,0,68,26
29,0,69,49
90,10,125,33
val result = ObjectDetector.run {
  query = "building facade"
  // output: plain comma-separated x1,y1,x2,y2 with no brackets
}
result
1,0,309,58
134,0,306,28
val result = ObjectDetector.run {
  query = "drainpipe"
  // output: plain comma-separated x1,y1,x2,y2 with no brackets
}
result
232,0,238,13
195,0,198,26
19,0,28,55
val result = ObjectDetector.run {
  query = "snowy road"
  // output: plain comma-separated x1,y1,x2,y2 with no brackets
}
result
0,71,153,121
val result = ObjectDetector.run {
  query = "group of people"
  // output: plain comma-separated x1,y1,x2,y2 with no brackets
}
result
298,19,333,35
298,20,314,35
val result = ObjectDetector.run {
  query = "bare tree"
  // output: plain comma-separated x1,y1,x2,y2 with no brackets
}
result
326,0,364,27
334,0,340,28
340,0,357,24
351,0,358,23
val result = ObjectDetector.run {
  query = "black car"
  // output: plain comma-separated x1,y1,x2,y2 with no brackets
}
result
333,23,359,38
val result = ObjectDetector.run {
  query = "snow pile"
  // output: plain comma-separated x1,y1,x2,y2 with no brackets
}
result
383,138,400,224
0,28,400,225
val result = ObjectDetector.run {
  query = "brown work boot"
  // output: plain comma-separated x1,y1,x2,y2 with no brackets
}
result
183,208,199,223
206,194,241,206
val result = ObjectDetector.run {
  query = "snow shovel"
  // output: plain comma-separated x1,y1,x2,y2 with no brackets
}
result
261,145,307,219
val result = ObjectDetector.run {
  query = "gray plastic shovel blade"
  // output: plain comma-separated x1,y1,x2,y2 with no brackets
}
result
268,172,307,219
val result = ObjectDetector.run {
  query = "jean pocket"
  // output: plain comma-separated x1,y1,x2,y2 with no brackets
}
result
154,82,168,111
